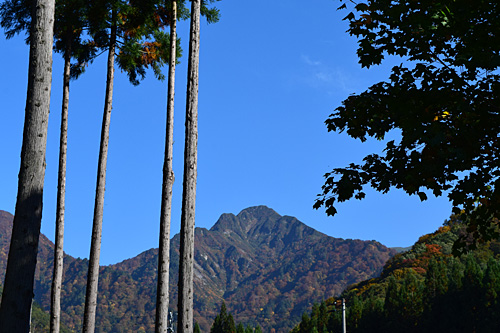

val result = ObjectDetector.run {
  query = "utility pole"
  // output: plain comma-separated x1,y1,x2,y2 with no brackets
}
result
342,298,346,333
167,311,174,333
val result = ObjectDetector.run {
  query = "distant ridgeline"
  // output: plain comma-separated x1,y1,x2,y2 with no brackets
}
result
292,218,500,333
0,207,396,332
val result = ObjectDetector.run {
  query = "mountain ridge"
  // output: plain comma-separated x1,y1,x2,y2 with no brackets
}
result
0,206,396,332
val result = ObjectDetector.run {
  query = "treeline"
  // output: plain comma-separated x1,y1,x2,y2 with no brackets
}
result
292,222,500,332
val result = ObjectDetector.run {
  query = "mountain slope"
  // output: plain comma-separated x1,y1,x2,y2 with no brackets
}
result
0,206,396,332
292,219,500,332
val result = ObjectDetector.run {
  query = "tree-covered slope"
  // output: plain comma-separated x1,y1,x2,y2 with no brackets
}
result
292,218,500,332
0,207,396,332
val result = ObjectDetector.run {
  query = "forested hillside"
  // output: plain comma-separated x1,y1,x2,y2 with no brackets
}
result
0,207,396,332
0,263,72,333
292,217,500,332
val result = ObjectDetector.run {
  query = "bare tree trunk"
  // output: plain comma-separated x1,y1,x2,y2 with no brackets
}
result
82,15,117,333
0,0,55,331
49,40,71,333
177,0,201,332
155,1,177,332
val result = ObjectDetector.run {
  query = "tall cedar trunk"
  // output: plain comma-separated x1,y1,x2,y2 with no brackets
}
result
50,39,71,333
177,0,201,332
82,14,116,333
155,1,177,332
0,0,55,331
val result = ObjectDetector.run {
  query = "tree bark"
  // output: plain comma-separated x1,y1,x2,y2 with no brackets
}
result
0,0,55,331
49,39,71,333
177,0,201,332
82,14,116,333
155,1,177,332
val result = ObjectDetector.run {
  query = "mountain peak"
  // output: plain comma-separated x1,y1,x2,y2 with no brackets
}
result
210,206,281,236
237,205,280,219
0,207,396,332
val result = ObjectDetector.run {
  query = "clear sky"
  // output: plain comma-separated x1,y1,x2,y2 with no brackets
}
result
0,0,452,265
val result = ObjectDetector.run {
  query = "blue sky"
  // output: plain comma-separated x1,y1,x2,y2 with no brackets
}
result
0,0,452,265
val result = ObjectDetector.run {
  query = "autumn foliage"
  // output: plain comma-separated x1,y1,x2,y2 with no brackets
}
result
293,219,500,332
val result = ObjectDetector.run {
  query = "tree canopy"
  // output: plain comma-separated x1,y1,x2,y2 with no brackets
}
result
314,0,500,250
1,0,96,79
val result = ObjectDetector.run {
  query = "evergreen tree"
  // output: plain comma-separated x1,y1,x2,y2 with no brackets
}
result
422,259,449,331
357,297,384,333
384,276,400,330
175,1,219,330
155,0,178,329
155,2,217,332
50,2,95,331
177,0,201,330
0,0,55,331
82,1,172,331
317,301,328,331
458,254,484,332
348,295,364,331
298,312,313,333
448,256,465,291
327,307,342,333
210,302,236,333
1,1,94,332
480,257,500,332
424,259,448,303
399,270,423,332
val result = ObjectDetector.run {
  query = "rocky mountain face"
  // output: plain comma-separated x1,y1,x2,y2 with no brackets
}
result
0,206,396,332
